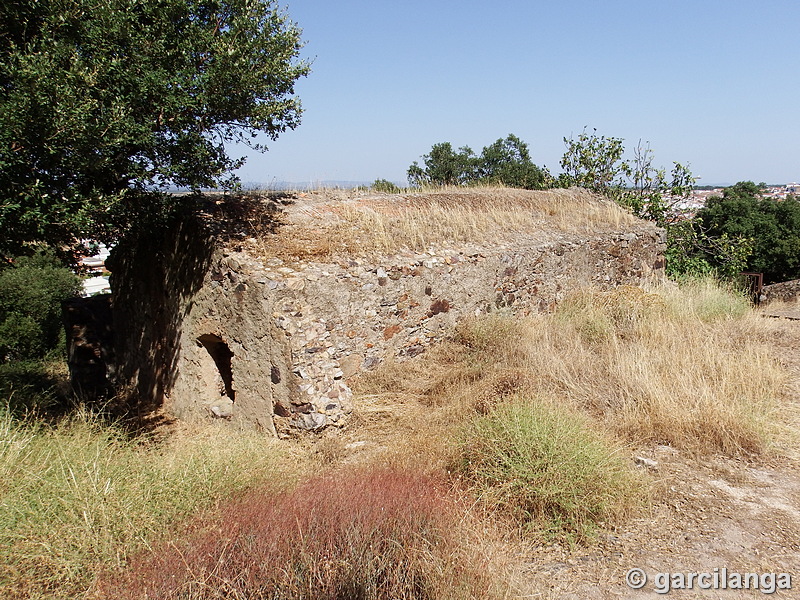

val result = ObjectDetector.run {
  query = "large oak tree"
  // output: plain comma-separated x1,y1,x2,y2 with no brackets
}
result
0,0,309,262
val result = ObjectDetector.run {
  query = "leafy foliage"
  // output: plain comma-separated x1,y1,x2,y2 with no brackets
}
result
558,128,756,279
0,250,81,362
407,142,478,187
664,218,752,280
560,128,694,227
698,183,800,283
559,129,628,198
407,134,552,189
370,178,402,193
0,0,309,262
474,134,552,189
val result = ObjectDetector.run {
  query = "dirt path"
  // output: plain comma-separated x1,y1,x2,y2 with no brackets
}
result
518,317,800,599
519,454,800,598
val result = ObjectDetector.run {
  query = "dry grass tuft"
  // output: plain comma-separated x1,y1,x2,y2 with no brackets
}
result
455,396,641,543
357,279,787,461
0,411,300,599
101,467,505,600
254,187,639,260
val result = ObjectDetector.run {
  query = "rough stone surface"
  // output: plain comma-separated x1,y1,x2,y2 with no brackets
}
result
99,189,666,435
255,228,665,433
763,279,800,304
106,214,293,434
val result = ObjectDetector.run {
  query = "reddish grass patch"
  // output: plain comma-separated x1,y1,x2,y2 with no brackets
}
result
101,467,497,599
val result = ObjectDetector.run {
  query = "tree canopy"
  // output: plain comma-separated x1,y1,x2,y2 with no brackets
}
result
557,128,756,279
698,183,800,283
407,134,551,189
0,0,309,262
559,128,695,227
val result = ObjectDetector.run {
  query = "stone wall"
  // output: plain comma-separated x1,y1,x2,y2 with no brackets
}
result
106,213,293,434
165,252,293,435
102,190,666,435
763,279,800,304
240,228,665,434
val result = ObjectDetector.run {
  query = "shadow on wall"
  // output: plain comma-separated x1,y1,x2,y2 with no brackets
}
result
196,333,236,402
102,194,289,422
106,212,217,418
62,293,115,402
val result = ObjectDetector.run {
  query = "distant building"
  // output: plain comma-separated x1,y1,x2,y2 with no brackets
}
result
80,244,111,296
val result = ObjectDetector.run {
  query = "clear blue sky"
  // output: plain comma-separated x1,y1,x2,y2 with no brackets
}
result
230,0,800,187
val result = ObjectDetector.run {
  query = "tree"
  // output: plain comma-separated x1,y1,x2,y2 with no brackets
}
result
407,134,551,189
558,128,757,279
560,128,695,226
560,128,628,198
664,218,752,280
475,134,552,190
698,183,800,283
0,0,310,263
370,179,402,194
407,142,477,187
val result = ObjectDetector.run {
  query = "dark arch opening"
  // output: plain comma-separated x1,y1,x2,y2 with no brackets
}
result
197,334,235,401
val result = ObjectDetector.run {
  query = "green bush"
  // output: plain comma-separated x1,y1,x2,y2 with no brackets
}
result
455,397,639,542
407,134,552,189
0,250,81,362
371,178,402,193
0,360,68,415
698,182,800,283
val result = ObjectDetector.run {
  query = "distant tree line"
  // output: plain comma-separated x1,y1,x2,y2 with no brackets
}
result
406,134,552,190
404,130,800,284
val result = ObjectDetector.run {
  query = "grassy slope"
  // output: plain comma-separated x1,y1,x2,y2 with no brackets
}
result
0,278,792,598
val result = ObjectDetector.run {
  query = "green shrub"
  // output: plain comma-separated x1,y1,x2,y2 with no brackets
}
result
455,397,640,542
371,178,402,193
0,250,81,362
0,360,68,415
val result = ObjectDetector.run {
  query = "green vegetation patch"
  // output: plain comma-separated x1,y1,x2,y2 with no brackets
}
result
455,397,640,543
0,409,293,599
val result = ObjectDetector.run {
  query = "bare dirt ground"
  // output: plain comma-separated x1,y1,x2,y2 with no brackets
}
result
518,316,800,599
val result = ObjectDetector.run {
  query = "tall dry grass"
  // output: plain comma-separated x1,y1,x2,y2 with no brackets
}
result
358,278,787,464
335,187,635,253
0,410,299,599
258,187,638,260
545,281,783,454
102,467,506,600
353,279,787,541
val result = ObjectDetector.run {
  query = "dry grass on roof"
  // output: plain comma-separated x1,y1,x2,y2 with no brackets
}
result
252,186,641,260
